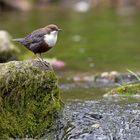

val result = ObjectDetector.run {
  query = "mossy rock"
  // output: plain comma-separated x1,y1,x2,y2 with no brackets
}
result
105,83,140,96
0,60,63,139
0,30,20,62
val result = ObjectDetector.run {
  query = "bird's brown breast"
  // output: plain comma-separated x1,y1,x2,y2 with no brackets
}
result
38,42,51,53
30,41,51,54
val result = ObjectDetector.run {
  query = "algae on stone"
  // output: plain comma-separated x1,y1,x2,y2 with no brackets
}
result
106,83,140,96
0,60,63,139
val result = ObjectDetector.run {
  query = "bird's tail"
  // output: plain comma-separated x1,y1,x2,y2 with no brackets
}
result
12,38,24,43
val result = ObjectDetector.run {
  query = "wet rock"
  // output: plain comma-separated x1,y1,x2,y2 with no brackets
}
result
0,30,20,63
72,71,120,83
0,60,63,139
0,0,32,11
101,71,119,82
61,72,140,92
88,113,103,120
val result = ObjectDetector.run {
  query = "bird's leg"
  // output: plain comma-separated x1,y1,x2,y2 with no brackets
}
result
39,53,49,67
39,53,44,61
34,53,42,61
34,53,46,66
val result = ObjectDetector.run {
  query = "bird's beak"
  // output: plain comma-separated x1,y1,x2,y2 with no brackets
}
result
58,28,62,31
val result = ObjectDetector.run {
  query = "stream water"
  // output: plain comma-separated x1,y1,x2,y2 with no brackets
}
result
62,100,140,140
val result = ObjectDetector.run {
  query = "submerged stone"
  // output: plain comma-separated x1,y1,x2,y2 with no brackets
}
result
0,60,63,139
0,30,20,63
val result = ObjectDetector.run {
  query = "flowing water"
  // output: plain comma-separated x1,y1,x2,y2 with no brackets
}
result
0,6,140,139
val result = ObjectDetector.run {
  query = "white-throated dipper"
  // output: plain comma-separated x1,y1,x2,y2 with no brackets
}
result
13,24,62,61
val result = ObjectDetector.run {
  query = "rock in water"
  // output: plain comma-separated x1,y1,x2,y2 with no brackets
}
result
0,30,20,63
0,60,63,139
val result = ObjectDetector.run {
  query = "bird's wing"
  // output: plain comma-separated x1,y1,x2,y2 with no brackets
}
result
23,29,46,53
26,29,46,43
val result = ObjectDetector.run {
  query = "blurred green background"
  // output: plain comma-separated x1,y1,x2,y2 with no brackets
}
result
0,0,140,74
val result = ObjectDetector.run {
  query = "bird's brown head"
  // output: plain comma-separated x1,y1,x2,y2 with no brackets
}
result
45,24,62,33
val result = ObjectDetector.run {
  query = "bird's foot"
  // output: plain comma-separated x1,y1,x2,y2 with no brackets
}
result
38,60,50,68
43,60,50,67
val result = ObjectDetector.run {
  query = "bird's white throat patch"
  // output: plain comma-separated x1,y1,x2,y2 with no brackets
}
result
44,31,58,47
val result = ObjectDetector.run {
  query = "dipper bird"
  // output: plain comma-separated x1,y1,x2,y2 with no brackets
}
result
13,24,62,61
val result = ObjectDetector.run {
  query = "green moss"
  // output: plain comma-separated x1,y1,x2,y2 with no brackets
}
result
0,61,63,139
107,83,140,96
